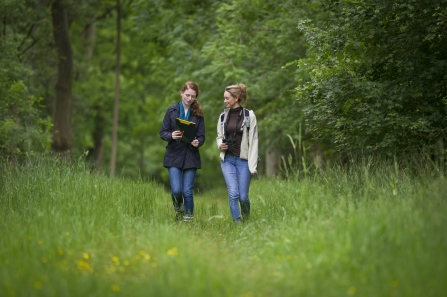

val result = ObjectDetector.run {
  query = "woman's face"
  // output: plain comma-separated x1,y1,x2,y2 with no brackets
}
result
224,91,239,109
181,88,197,108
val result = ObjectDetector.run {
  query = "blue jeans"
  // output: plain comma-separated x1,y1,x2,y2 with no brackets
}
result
221,155,251,221
167,167,197,216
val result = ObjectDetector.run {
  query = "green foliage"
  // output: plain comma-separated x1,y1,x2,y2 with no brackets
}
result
0,81,52,160
297,0,447,155
4,0,447,185
0,36,52,161
0,0,56,99
131,0,218,93
126,0,225,185
2,0,327,182
200,0,320,137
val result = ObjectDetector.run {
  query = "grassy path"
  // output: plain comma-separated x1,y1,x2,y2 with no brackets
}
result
1,159,446,296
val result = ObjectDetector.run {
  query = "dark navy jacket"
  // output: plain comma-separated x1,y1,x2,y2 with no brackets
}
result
159,103,205,169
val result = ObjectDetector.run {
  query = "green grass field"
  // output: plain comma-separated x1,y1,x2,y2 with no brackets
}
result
1,157,446,297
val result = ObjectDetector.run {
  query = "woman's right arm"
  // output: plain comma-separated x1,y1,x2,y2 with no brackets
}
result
159,109,173,142
216,116,223,149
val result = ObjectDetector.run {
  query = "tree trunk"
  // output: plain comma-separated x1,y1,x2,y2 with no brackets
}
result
80,22,96,81
109,0,121,177
87,105,105,172
310,142,325,171
79,22,105,171
265,139,280,177
84,22,96,59
51,0,73,153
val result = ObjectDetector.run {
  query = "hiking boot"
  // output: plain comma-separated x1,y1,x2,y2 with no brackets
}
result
175,212,183,221
182,215,194,222
174,205,184,221
174,205,184,214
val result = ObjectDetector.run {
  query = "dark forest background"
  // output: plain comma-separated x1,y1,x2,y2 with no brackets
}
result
1,0,446,191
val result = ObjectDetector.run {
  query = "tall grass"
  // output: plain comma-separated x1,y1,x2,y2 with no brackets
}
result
1,156,446,296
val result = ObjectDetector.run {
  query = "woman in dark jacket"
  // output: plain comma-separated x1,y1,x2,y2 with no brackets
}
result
159,81,205,221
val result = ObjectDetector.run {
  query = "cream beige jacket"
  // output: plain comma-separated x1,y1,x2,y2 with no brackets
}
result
216,108,259,174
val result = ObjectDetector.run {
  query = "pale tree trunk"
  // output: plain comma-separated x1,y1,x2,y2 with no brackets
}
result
80,22,105,172
51,0,73,154
109,0,121,177
265,139,280,177
80,22,96,81
310,142,325,171
84,23,96,59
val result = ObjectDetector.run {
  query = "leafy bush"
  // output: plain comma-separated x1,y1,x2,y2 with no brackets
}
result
0,40,52,161
297,0,447,156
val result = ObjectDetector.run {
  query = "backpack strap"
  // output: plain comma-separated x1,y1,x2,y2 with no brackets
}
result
221,109,250,133
244,108,250,133
220,112,225,139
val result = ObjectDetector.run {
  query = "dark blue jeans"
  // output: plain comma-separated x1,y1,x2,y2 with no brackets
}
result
167,167,197,216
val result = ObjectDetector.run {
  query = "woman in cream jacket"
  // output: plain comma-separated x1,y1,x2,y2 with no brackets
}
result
216,84,258,222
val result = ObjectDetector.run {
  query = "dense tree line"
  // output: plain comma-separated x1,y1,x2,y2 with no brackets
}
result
1,0,445,187
297,0,447,156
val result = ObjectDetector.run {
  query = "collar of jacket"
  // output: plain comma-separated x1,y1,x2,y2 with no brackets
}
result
221,107,247,130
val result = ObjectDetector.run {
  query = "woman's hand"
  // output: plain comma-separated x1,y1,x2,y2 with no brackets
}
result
219,143,228,151
172,130,183,140
191,138,199,147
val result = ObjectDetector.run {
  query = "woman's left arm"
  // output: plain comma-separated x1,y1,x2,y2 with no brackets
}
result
195,116,206,147
248,111,259,175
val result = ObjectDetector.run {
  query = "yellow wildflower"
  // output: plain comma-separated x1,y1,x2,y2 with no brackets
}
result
76,260,92,273
167,247,178,256
348,287,357,295
112,284,120,292
34,281,42,290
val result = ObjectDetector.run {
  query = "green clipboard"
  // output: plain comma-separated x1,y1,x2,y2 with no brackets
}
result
175,118,196,143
